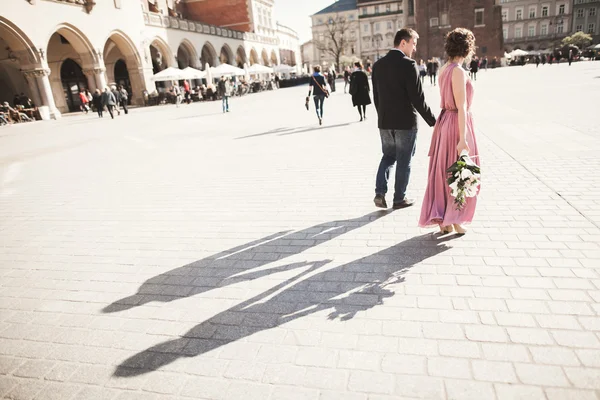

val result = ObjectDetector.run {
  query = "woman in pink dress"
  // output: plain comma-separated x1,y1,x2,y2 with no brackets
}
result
419,28,479,235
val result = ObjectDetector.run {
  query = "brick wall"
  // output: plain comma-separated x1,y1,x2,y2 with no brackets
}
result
181,0,252,32
415,0,504,61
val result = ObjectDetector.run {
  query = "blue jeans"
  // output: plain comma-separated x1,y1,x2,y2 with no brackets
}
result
313,94,325,118
375,129,418,203
222,96,229,112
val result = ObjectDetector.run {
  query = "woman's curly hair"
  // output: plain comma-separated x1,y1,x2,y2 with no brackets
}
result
445,28,476,59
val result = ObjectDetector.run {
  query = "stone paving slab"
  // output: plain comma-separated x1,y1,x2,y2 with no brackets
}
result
0,62,600,399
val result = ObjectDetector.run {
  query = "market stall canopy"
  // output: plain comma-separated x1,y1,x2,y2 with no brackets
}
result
210,64,246,77
247,64,274,74
151,67,187,81
182,67,206,79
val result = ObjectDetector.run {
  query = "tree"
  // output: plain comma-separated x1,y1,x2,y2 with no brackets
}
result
562,32,593,49
314,14,357,71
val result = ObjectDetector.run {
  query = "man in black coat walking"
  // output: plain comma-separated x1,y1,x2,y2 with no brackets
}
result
371,28,436,209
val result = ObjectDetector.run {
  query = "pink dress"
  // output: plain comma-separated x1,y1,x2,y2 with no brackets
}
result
419,63,480,228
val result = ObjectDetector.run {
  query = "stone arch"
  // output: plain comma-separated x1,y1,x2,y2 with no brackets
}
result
177,39,199,69
201,42,218,67
249,48,259,65
270,50,278,66
236,46,247,68
103,30,144,105
149,36,174,72
47,24,99,113
0,17,41,107
220,44,234,65
261,49,270,66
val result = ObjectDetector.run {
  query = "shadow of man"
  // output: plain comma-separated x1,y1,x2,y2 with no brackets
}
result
114,233,457,377
103,210,390,313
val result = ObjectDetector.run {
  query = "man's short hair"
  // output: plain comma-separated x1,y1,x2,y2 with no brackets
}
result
394,28,419,47
313,65,321,73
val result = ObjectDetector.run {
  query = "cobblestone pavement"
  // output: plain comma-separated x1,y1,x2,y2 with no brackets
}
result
1,61,600,400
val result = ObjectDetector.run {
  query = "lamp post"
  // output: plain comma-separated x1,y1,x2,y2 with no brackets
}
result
550,15,564,55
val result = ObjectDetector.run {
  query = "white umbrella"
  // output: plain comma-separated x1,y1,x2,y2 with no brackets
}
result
151,67,186,82
273,64,295,73
247,64,274,74
510,49,529,57
182,67,206,79
588,44,600,50
210,64,246,77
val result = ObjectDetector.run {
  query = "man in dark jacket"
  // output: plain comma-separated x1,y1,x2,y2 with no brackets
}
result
371,28,436,209
111,86,122,116
101,88,117,119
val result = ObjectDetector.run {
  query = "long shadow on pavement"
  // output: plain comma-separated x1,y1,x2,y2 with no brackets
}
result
113,232,456,377
235,123,353,140
103,210,390,313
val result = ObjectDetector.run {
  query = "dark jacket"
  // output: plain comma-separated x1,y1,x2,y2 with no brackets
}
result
309,73,328,97
350,70,371,107
372,50,436,130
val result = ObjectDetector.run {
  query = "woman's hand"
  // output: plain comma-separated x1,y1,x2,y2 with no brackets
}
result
457,140,470,156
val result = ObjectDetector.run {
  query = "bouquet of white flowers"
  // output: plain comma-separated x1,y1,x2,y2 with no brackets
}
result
446,150,481,210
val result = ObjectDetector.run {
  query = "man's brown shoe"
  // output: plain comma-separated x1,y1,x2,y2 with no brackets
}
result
374,194,387,208
392,198,415,209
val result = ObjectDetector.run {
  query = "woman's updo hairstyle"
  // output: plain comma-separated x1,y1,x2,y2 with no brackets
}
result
444,28,476,59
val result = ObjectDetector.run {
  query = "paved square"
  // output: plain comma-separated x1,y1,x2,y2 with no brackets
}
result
1,62,600,400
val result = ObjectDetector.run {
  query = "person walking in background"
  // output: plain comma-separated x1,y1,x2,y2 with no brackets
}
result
101,87,116,119
535,55,540,67
482,56,488,71
173,84,182,107
307,65,328,126
217,76,232,113
568,49,573,66
92,89,103,118
426,59,433,85
419,28,481,236
418,60,427,84
431,58,440,86
111,85,122,116
118,85,129,114
78,91,89,114
469,57,479,80
183,79,191,104
349,62,371,122
371,28,436,210
343,67,351,94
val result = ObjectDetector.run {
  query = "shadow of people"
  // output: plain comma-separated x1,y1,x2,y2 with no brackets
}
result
113,233,457,377
102,210,391,314
235,123,353,140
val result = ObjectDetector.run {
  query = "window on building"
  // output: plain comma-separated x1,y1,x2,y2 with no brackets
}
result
375,22,380,31
528,25,535,36
558,4,565,14
408,0,414,16
430,17,439,27
516,9,523,20
515,26,522,38
364,24,369,32
542,6,549,16
576,24,583,31
503,28,508,39
591,8,597,16
362,7,368,15
386,4,391,12
502,10,508,21
441,12,448,25
529,7,536,18
556,23,564,33
589,23,596,33
475,8,484,26
375,5,379,13
541,24,548,35
577,9,585,17
387,21,392,29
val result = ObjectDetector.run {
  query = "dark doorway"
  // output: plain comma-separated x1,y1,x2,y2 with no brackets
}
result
114,59,132,104
60,58,87,112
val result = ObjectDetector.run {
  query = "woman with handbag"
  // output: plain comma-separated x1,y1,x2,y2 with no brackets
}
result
307,65,328,125
349,62,371,122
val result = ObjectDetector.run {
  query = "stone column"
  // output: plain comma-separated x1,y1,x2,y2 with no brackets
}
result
23,68,61,120
84,66,108,91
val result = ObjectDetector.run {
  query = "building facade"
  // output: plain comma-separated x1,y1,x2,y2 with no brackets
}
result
498,0,572,52
310,0,361,68
301,40,315,72
415,0,504,60
357,0,407,62
0,0,301,119
573,0,600,44
276,22,302,67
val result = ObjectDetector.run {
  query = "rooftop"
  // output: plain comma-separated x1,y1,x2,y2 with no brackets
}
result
313,0,358,16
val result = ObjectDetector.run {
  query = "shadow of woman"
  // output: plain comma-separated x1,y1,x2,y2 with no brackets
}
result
113,233,458,377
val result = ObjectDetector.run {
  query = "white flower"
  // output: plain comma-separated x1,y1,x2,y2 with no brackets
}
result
461,169,474,180
449,181,459,193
